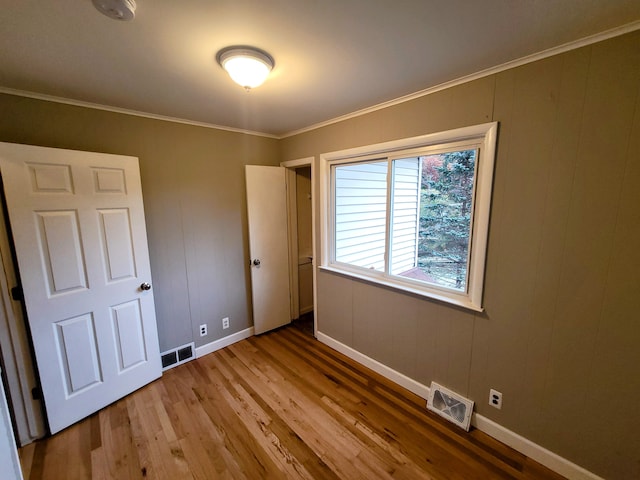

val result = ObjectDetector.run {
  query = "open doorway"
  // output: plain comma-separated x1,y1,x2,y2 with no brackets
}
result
281,158,316,337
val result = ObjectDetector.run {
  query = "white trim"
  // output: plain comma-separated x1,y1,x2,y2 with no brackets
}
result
320,265,484,312
0,367,23,480
281,20,640,138
310,159,318,338
195,327,254,358
320,122,497,312
281,157,317,337
316,332,604,480
320,123,496,162
317,332,430,399
0,188,46,445
2,21,638,141
472,416,605,480
0,87,278,139
281,157,314,168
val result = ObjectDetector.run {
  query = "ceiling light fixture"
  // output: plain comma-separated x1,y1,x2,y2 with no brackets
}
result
216,46,274,91
92,0,136,21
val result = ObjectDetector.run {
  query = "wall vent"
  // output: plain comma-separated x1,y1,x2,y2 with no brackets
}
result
161,342,195,371
426,382,474,431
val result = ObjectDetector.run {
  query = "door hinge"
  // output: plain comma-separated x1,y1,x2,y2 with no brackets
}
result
11,286,23,301
31,387,41,400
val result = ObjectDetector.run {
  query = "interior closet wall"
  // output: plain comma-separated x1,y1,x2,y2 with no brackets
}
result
295,167,313,314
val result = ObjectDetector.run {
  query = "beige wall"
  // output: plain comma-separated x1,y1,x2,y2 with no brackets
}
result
0,94,281,352
0,28,638,480
281,31,640,479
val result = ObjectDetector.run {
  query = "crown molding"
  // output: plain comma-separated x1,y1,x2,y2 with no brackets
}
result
281,19,640,138
2,19,638,140
0,87,279,139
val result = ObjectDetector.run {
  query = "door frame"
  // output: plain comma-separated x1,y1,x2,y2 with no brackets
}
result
0,178,46,445
280,157,317,337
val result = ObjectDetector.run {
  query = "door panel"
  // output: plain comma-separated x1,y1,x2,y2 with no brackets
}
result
55,314,102,394
37,210,88,294
99,208,137,281
28,162,74,193
111,300,147,371
246,166,291,335
0,142,161,434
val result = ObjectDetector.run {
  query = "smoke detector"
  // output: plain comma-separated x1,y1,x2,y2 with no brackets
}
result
92,0,136,21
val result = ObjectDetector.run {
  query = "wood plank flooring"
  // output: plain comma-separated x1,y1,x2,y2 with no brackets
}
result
19,326,566,479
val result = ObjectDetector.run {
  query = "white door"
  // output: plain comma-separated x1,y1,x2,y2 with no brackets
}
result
0,142,161,434
246,166,291,334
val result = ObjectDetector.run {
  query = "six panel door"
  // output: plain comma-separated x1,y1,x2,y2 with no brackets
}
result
0,142,161,434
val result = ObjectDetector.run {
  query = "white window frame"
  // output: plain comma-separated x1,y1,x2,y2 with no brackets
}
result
319,122,498,312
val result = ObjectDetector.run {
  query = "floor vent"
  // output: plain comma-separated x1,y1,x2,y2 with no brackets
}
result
427,382,474,431
161,342,195,371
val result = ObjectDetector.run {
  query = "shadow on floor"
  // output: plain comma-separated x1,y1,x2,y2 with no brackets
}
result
290,311,314,337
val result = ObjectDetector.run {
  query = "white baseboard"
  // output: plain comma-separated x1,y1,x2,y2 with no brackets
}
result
316,331,603,480
317,332,430,399
472,415,604,480
195,327,254,358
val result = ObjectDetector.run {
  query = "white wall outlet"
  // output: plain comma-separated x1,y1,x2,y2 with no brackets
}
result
222,317,229,329
199,324,207,337
489,389,503,409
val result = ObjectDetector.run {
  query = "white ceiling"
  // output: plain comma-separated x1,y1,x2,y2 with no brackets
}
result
1,1,639,137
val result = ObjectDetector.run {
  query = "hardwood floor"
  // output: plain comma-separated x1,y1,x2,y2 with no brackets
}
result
19,326,565,479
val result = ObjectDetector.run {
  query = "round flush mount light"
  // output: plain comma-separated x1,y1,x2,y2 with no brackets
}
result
216,46,275,91
92,0,136,21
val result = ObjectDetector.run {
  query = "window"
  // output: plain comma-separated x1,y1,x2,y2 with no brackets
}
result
320,123,497,311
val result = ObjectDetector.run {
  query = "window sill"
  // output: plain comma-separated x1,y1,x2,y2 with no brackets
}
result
319,264,484,313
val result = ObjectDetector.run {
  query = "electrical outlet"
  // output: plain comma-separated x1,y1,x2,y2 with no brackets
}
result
199,324,207,337
489,389,503,409
222,317,229,329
